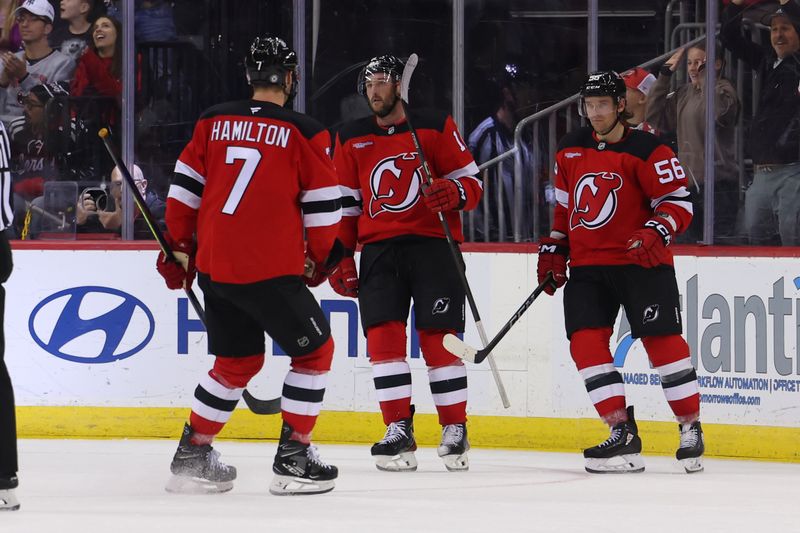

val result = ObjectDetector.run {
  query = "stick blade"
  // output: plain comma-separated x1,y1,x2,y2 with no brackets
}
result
400,53,419,103
443,333,479,363
241,389,281,415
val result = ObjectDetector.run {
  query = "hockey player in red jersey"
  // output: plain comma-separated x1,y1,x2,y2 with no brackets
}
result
156,36,342,495
330,55,482,472
537,71,704,474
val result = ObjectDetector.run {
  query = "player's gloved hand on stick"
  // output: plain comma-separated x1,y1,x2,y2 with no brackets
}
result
156,233,196,290
422,178,466,213
626,216,674,268
329,256,358,297
304,238,346,287
537,236,569,295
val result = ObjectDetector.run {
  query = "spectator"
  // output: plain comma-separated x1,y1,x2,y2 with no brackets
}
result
620,67,659,134
69,12,119,137
70,15,119,101
0,0,22,53
0,0,75,128
134,0,175,43
9,81,71,237
721,0,800,246
49,0,95,63
467,62,536,241
646,42,740,244
78,163,165,238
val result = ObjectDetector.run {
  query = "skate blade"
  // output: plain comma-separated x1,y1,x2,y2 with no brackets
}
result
374,451,418,472
269,474,335,496
165,474,234,494
585,453,645,474
0,490,20,511
679,456,704,474
441,452,469,471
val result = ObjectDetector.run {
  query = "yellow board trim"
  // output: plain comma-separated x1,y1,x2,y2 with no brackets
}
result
17,406,800,463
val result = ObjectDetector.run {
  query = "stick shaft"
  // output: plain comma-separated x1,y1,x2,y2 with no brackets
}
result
474,273,553,364
98,130,282,414
98,133,206,324
400,55,509,407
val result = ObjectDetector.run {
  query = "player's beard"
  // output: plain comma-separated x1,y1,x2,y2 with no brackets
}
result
370,93,399,118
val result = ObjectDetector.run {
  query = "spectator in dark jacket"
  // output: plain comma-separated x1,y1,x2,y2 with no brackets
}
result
721,0,800,246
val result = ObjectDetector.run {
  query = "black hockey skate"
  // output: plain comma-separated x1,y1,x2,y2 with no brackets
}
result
165,423,237,494
270,422,338,496
438,423,470,472
676,420,704,473
371,406,417,472
0,474,19,511
584,405,645,474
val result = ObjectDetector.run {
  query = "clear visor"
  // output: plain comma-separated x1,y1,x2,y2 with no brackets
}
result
358,69,398,95
578,97,617,117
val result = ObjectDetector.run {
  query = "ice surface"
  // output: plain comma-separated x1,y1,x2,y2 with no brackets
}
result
2,439,797,532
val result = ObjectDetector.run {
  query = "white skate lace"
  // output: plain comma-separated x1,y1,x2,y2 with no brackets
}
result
378,422,408,444
207,449,232,474
679,425,699,448
441,424,464,446
597,426,624,448
306,445,331,468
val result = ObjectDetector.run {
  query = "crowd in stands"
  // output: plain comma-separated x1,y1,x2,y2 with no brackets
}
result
0,0,169,240
467,0,800,247
2,0,798,247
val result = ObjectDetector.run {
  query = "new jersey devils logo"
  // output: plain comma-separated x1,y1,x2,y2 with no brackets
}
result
368,153,422,217
570,172,623,230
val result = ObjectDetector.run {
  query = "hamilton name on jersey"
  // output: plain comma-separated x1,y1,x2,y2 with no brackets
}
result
209,119,291,148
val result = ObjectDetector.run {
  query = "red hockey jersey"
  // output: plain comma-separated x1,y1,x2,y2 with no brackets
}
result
333,109,481,248
166,100,341,284
553,127,692,267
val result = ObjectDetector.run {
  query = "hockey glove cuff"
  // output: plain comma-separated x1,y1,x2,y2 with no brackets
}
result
329,256,359,298
537,236,569,295
422,178,467,213
626,216,674,268
156,233,197,290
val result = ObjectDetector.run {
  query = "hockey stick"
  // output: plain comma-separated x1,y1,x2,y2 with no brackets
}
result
97,129,281,416
443,273,553,364
400,54,510,408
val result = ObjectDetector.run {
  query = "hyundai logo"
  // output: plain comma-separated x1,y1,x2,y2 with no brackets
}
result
29,286,155,364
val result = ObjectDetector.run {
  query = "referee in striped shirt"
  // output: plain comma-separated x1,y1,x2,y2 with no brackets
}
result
0,120,19,510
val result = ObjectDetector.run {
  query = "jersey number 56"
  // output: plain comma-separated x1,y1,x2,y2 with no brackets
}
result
654,157,686,184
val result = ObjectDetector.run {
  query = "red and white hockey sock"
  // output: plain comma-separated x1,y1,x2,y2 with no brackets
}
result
281,370,328,443
571,328,627,424
368,322,412,425
281,338,333,443
427,364,467,425
418,329,467,425
372,361,413,425
642,335,699,423
189,354,264,444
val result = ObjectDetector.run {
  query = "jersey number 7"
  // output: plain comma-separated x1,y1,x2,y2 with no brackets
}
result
222,146,262,215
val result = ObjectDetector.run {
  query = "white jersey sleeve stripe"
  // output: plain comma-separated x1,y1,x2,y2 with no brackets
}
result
304,209,342,228
174,160,207,186
442,161,481,182
300,185,341,203
168,185,202,210
338,184,362,200
555,187,569,208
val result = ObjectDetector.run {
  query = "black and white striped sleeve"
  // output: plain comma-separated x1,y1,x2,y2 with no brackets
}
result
0,123,13,230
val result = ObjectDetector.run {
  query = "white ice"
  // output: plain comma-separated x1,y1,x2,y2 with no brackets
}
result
3,439,797,533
